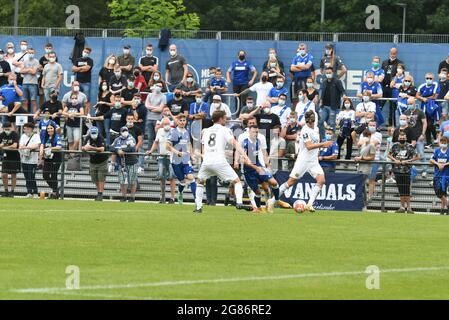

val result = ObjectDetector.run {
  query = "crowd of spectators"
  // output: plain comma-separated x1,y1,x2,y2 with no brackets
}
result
1,39,449,213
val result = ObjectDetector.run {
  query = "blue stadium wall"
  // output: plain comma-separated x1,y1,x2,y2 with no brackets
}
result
1,35,448,101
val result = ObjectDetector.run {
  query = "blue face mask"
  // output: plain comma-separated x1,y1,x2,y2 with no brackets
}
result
325,135,333,141
369,127,377,134
407,104,416,111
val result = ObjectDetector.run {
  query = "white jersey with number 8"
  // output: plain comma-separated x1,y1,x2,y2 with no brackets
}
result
202,124,234,165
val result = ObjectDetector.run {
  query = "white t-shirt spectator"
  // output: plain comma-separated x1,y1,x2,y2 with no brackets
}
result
209,102,232,118
248,81,273,106
356,101,376,124
19,133,41,164
155,128,171,156
62,91,88,106
336,109,356,122
271,105,291,126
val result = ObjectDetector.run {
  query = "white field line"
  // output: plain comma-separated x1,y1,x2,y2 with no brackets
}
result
10,266,449,294
37,291,152,300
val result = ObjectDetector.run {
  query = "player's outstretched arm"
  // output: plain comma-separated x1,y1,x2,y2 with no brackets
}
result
305,140,333,151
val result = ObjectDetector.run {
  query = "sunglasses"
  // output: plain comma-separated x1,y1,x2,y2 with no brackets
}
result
426,78,433,80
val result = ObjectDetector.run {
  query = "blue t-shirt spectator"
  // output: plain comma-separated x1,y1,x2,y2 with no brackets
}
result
320,141,339,168
39,119,60,142
228,60,256,86
210,77,228,89
418,82,440,107
268,87,288,106
432,148,449,178
189,101,210,119
291,53,314,79
0,84,22,106
364,68,385,80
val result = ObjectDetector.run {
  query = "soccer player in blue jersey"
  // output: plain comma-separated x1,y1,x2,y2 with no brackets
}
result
241,125,281,213
166,114,197,205
430,136,449,215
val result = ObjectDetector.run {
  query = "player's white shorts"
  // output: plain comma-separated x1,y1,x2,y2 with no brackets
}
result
198,162,239,182
290,160,324,180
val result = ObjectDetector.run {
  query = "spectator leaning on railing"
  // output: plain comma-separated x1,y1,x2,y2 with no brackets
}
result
388,130,419,214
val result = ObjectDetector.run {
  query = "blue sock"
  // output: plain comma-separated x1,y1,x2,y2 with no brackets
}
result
255,196,261,208
190,182,197,199
272,186,280,201
178,184,185,194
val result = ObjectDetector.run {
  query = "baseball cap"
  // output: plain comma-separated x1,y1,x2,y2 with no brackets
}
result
325,43,334,49
90,127,99,135
124,45,131,49
120,126,129,133
42,107,51,113
212,95,222,101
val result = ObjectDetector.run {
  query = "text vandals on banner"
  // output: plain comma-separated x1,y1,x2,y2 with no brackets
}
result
274,172,366,211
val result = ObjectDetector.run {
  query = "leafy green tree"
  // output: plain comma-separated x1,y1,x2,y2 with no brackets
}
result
109,0,200,35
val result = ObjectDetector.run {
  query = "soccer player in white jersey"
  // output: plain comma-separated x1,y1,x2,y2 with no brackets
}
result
278,110,334,212
195,110,249,214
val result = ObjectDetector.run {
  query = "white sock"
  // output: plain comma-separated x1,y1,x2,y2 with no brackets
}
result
195,184,204,210
249,190,256,208
279,182,289,197
235,182,244,205
308,184,323,207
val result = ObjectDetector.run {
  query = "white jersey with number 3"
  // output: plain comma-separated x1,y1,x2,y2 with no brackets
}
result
202,124,234,165
298,125,320,162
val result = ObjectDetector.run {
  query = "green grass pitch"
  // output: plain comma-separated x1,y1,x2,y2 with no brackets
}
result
1,198,449,300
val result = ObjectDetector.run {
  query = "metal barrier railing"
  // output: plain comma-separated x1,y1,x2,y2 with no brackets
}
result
2,26,449,43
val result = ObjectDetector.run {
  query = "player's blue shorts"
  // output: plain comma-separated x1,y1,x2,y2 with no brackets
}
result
244,168,273,193
172,163,194,181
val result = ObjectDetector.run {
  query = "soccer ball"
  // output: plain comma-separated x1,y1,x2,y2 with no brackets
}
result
293,200,307,213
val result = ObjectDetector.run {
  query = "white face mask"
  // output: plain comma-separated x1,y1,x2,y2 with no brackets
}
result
344,103,351,109
153,75,160,81
123,49,130,55
91,134,98,140
153,86,162,94
269,53,276,59
263,107,271,114
108,59,116,65
170,50,177,57
73,86,80,92
115,72,122,78
363,96,370,103
115,102,121,108
277,82,284,88
367,78,374,84
298,95,305,102
134,99,141,105
121,132,129,139
82,52,89,58
246,102,254,109
102,85,108,91
20,45,27,51
146,50,153,56
7,48,14,54
164,125,171,132
196,98,203,104
278,99,286,106
48,57,56,63
306,83,314,89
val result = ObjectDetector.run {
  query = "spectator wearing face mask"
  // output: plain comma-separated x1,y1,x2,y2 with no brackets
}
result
295,89,317,128
0,122,20,198
262,48,285,86
156,106,175,130
12,40,30,85
354,129,376,206
364,56,385,84
117,45,135,79
336,98,356,162
88,94,128,145
281,111,301,148
267,76,288,107
397,75,417,119
63,93,85,152
227,50,257,109
381,48,404,126
416,73,440,148
390,63,406,126
99,54,117,87
388,131,419,214
358,120,382,203
111,126,139,203
165,44,188,92
39,122,62,199
41,52,63,102
125,113,144,174
95,81,113,142
239,97,261,122
305,77,319,105
38,43,57,104
319,128,339,173
271,94,291,126
178,72,201,107
394,114,414,144
290,43,314,93
404,97,428,178
255,101,281,149
319,67,346,138
37,108,61,144
130,93,147,133
144,83,167,148
205,68,227,103
320,43,347,80
430,136,449,215
139,44,159,84
35,89,62,125
62,81,87,113
237,71,273,108
209,95,231,120
437,68,449,120
133,67,147,93
438,53,449,75
148,71,167,93
0,73,24,125
168,87,189,118
355,91,377,130
82,126,108,201
72,47,93,103
147,117,177,204
0,49,12,88
189,92,210,144
19,122,41,198
269,125,286,173
18,47,39,114
357,71,383,127
109,65,128,95
120,76,139,108
4,43,16,71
